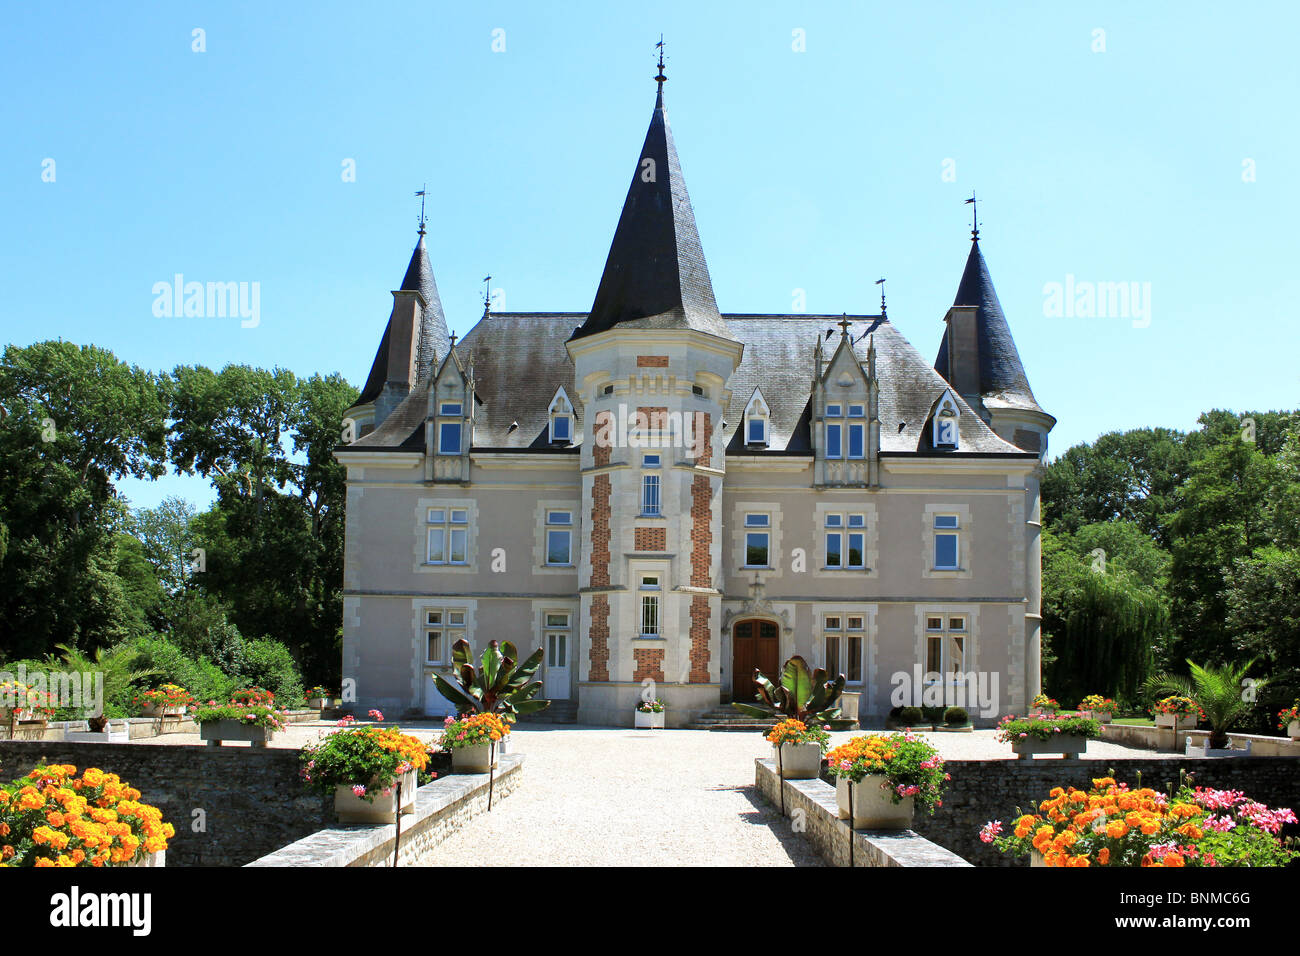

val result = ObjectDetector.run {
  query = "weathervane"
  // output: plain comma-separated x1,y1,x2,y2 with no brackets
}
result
655,35,667,89
965,191,979,241
415,184,427,235
482,275,492,318
875,277,886,318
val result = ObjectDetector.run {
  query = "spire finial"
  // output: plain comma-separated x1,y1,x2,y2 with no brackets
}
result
415,184,427,235
482,275,492,319
965,191,979,241
837,313,852,338
875,277,886,317
654,35,667,91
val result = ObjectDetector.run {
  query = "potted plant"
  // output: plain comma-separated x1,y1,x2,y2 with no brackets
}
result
1278,702,1300,741
1029,694,1060,716
301,725,433,824
1144,659,1266,749
939,705,973,732
1077,695,1115,723
981,772,1298,867
635,697,665,729
732,655,852,728
134,683,194,717
825,732,948,828
1151,695,1201,730
0,680,55,724
440,712,510,772
895,705,925,729
230,686,276,707
195,697,289,747
995,713,1103,759
0,763,175,866
765,718,830,779
306,686,334,710
434,640,551,733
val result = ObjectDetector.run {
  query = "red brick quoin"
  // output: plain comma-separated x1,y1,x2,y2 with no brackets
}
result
634,526,666,551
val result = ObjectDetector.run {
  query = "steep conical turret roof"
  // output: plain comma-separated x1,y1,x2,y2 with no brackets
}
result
570,78,731,342
934,239,1044,413
356,229,451,406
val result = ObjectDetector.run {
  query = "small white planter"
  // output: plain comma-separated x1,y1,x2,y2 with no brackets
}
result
772,742,822,779
1029,707,1058,717
835,775,915,829
199,718,277,747
66,719,130,744
634,709,665,729
308,697,332,710
1011,734,1089,759
1156,713,1195,730
0,708,36,723
1289,720,1300,741
333,769,418,824
125,849,166,868
1078,710,1113,724
1186,735,1252,758
451,741,500,773
497,733,512,755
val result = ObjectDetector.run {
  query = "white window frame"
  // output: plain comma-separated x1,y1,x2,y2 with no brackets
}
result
639,573,661,637
933,514,960,570
548,387,575,445
426,507,470,565
545,509,573,567
423,607,468,665
924,614,967,684
743,513,770,568
743,389,770,448
641,456,661,516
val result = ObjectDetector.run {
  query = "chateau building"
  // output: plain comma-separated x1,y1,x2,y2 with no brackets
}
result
335,71,1054,726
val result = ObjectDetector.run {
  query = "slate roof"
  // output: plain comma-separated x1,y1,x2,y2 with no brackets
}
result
569,86,732,343
354,232,451,406
343,312,1028,457
933,240,1045,415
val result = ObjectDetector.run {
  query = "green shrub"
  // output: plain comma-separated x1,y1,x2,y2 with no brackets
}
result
124,636,236,704
239,639,305,707
898,706,923,725
944,706,968,725
921,705,945,722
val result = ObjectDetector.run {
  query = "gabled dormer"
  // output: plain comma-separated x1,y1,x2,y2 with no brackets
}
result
425,345,475,483
812,320,880,488
929,389,961,450
742,388,770,448
547,386,577,446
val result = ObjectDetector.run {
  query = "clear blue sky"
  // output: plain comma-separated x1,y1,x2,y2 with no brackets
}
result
2,1,1296,511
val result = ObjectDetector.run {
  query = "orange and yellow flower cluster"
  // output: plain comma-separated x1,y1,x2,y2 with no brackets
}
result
439,712,511,750
0,764,174,867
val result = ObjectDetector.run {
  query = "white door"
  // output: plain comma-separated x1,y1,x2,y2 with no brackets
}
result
545,632,570,700
424,671,457,717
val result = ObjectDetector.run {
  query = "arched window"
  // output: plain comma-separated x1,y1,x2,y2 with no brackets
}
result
548,388,574,445
743,390,769,447
932,392,960,449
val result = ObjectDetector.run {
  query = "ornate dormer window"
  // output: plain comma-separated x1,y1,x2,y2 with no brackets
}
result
743,390,769,447
933,392,960,449
548,387,574,445
437,401,463,454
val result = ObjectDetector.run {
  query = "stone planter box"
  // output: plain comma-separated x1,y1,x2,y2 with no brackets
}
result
1185,735,1253,758
1,708,36,723
1156,713,1196,730
308,697,336,710
199,719,277,747
1011,734,1088,759
451,742,500,773
1289,720,1300,741
1078,710,1112,723
634,709,665,729
140,704,186,718
933,723,974,733
1031,849,1047,867
835,775,915,829
772,742,822,779
839,691,861,724
1029,707,1059,717
333,769,418,824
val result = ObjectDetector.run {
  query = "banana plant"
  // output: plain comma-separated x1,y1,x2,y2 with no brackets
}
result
433,639,551,723
732,655,852,728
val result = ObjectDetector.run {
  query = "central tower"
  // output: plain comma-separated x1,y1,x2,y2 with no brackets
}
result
566,63,743,725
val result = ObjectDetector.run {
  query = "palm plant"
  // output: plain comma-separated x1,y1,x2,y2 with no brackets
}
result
732,656,852,728
1143,658,1266,749
433,639,550,723
53,642,160,731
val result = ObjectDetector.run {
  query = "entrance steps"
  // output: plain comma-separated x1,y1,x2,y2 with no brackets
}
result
517,699,579,724
686,707,780,732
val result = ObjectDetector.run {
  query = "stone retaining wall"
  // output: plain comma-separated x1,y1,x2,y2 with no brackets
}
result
247,754,524,866
754,758,972,867
909,756,1300,865
0,710,319,742
0,739,333,866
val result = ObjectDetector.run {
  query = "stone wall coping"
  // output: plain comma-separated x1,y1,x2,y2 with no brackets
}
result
245,754,524,867
755,758,972,867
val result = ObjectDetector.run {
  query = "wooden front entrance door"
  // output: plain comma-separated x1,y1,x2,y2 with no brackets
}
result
732,620,780,703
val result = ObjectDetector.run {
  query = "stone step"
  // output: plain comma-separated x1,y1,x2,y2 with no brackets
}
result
685,722,779,732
